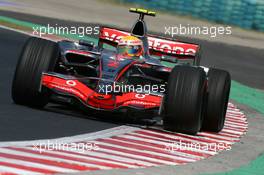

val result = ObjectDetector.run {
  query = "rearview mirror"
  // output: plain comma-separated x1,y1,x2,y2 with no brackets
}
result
79,40,94,49
160,55,178,63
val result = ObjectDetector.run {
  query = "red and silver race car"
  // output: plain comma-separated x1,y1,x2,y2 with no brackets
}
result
12,8,231,135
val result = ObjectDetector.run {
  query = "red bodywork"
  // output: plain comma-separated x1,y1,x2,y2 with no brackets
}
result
41,27,200,111
100,27,199,57
42,74,161,110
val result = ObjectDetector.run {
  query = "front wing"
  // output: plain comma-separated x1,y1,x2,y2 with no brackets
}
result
41,73,162,111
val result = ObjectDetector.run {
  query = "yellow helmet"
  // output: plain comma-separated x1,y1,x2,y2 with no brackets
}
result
117,36,143,57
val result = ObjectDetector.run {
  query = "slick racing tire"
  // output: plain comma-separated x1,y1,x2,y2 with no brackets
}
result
202,68,231,132
163,66,206,135
12,37,59,108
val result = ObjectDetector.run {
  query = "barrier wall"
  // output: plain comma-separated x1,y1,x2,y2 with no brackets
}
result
118,0,264,31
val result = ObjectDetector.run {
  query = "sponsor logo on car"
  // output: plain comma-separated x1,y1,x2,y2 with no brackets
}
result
66,80,77,87
101,27,197,55
50,84,85,99
124,100,157,106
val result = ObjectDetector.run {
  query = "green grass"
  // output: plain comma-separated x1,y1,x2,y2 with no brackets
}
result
202,153,264,175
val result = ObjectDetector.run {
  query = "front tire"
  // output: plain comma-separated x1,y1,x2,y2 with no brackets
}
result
12,37,59,107
202,68,231,132
163,66,206,135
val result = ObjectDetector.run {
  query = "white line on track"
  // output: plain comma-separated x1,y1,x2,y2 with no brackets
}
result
0,165,41,175
0,126,138,147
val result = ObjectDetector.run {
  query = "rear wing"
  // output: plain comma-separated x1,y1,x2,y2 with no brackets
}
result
99,27,200,58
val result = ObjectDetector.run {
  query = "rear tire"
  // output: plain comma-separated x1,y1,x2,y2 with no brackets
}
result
12,37,59,107
202,68,231,132
163,66,206,135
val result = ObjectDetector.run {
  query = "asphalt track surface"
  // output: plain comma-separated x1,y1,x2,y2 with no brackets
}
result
0,11,263,142
0,27,121,141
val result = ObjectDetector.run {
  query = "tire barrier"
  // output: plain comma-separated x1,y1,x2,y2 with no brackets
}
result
117,0,264,31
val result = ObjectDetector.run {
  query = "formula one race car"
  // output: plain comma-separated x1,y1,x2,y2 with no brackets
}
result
12,8,231,135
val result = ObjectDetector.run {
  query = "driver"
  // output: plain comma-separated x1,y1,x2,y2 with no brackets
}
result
117,36,143,59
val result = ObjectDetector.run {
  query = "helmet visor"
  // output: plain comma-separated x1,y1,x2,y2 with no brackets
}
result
117,45,142,56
